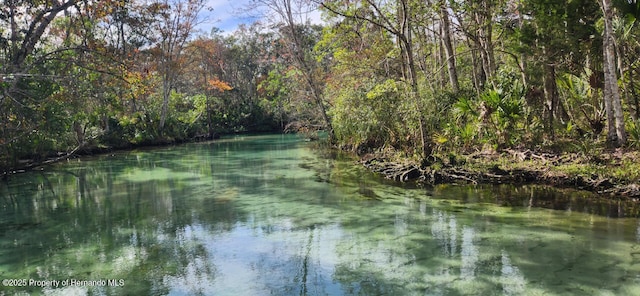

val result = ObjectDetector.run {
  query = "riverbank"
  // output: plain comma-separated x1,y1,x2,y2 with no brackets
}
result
0,132,225,179
359,148,640,200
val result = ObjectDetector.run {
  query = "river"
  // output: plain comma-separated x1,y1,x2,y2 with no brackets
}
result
1,134,639,295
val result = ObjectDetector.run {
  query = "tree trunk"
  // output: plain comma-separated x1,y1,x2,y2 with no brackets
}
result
603,50,617,143
629,67,640,121
468,38,484,95
159,71,171,133
542,59,558,139
517,5,528,89
602,0,626,146
440,2,459,92
437,29,448,88
474,1,495,84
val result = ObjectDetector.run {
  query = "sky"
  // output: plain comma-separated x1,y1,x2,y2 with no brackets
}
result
198,0,324,36
198,0,260,35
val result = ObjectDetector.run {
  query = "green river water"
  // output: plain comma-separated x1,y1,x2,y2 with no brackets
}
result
1,134,639,295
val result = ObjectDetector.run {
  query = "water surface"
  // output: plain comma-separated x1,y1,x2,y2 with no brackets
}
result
1,134,639,295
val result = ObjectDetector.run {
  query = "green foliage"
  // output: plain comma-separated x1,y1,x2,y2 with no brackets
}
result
556,72,605,138
615,0,640,21
452,96,478,122
478,72,527,147
257,68,290,129
170,92,206,137
569,135,603,161
557,73,592,104
445,122,477,151
628,118,640,148
0,74,77,166
415,87,458,154
330,78,404,150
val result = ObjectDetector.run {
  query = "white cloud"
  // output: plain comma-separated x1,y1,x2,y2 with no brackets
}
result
197,0,324,36
195,0,259,35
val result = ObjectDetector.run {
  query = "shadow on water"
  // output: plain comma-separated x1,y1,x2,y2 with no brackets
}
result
426,184,640,218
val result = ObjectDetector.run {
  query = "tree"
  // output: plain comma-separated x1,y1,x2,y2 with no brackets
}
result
249,0,336,139
615,0,640,122
506,0,600,139
151,0,205,134
601,0,626,146
2,0,80,74
315,12,406,149
1,0,84,167
439,0,459,93
450,0,497,90
321,0,432,157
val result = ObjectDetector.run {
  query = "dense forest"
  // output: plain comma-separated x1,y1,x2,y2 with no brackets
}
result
2,0,640,179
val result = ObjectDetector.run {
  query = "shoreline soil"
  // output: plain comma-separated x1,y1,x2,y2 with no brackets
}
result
359,148,640,200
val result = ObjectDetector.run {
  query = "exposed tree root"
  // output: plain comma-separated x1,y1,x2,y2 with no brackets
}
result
360,151,640,199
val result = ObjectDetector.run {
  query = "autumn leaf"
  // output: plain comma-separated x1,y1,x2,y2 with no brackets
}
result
207,78,233,92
